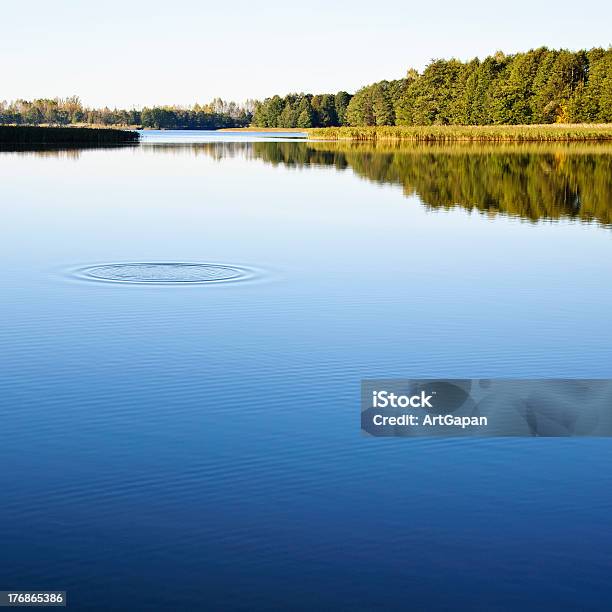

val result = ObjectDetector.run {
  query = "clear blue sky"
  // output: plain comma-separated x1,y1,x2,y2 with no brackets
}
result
2,0,610,108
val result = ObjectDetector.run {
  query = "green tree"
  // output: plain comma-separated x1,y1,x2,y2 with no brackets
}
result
296,97,314,128
571,48,612,122
372,82,395,125
346,85,375,126
488,49,547,124
278,101,297,127
334,91,351,125
312,94,338,127
405,59,466,125
347,81,401,126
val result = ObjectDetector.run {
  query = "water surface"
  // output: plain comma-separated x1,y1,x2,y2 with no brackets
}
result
1,132,612,610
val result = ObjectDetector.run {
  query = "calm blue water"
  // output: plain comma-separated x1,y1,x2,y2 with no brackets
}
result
1,132,612,610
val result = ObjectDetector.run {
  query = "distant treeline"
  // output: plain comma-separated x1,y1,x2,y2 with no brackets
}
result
0,97,253,129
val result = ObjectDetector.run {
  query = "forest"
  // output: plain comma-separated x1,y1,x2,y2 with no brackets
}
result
254,48,612,127
1,47,610,129
343,47,612,126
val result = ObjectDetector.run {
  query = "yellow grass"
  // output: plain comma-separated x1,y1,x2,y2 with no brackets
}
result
306,124,612,142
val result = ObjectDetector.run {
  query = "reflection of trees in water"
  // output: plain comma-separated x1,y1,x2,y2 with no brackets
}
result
140,142,250,161
0,147,84,159
6,141,610,226
247,142,612,226
146,140,612,226
0,144,134,159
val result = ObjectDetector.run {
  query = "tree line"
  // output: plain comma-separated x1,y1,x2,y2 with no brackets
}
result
2,48,610,129
249,47,611,128
346,48,612,126
0,97,254,129
251,92,352,128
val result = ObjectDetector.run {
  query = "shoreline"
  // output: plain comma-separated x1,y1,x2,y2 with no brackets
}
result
305,124,612,142
3,124,612,144
0,125,139,145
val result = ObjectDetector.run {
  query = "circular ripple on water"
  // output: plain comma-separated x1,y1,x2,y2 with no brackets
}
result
77,262,252,284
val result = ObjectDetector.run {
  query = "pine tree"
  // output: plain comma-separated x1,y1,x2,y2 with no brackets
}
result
278,102,297,128
334,91,352,126
346,85,375,126
372,82,395,125
296,97,314,128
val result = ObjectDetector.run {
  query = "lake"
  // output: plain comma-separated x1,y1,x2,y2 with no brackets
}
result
1,131,612,610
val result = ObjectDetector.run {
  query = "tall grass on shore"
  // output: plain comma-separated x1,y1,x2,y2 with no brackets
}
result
306,124,612,142
0,126,139,145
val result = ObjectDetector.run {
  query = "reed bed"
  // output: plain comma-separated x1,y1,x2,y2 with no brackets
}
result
304,140,612,156
0,126,140,145
306,124,612,142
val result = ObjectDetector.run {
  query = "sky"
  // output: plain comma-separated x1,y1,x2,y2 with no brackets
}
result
2,0,611,108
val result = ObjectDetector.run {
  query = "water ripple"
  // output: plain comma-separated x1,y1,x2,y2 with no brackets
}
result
72,262,256,285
